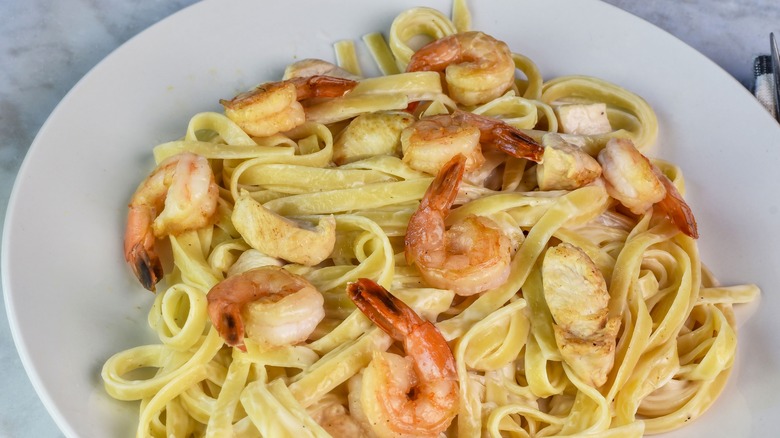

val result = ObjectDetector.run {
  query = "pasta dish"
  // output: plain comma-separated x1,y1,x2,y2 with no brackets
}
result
101,2,759,436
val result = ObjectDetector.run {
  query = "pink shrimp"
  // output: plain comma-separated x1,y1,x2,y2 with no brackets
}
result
401,110,544,176
404,154,512,296
598,138,698,238
220,75,358,137
406,31,515,106
347,278,458,437
124,152,219,291
206,266,324,350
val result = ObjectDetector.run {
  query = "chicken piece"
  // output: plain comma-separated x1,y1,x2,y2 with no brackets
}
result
555,103,612,135
333,111,415,165
308,395,371,438
536,133,602,191
232,192,336,266
542,242,620,387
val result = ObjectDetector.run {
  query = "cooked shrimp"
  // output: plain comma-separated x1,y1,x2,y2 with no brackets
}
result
406,31,515,106
597,138,665,214
220,75,358,137
206,266,325,350
536,133,602,191
405,154,511,296
653,165,699,239
542,242,620,387
401,112,484,176
124,152,218,292
598,138,698,238
347,278,458,438
401,110,544,177
283,58,361,81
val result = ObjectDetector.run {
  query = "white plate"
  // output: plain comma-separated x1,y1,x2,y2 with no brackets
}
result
3,0,779,436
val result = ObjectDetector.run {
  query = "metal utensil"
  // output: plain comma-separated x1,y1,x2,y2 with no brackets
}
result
771,32,780,121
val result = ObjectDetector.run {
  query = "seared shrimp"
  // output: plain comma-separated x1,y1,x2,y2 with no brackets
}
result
406,31,515,106
206,266,325,350
347,278,458,438
401,110,544,177
220,75,358,137
124,152,219,291
598,138,698,238
284,58,361,81
405,154,511,296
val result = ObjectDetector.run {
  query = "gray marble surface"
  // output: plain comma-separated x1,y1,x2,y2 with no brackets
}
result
1,0,778,436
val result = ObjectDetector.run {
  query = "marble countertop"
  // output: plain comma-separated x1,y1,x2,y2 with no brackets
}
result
1,0,778,436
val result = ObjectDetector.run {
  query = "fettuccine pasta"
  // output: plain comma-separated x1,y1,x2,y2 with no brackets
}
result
103,2,759,437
